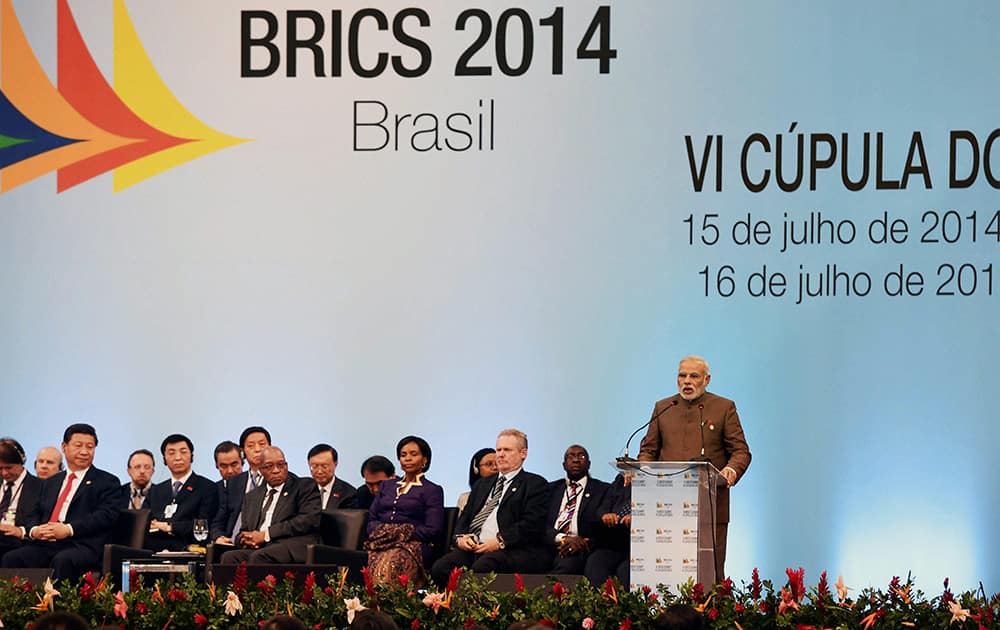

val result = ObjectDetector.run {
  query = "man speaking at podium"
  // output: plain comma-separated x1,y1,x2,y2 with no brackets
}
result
638,355,751,583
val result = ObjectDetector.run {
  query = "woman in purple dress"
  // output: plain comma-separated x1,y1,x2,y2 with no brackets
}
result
365,435,444,587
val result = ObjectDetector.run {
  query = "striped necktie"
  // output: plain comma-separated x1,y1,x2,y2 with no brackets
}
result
554,481,580,533
468,475,506,535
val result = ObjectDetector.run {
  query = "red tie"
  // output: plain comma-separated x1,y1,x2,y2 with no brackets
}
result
49,472,78,523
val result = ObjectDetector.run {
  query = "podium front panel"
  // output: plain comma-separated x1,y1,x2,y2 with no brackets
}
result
622,461,718,592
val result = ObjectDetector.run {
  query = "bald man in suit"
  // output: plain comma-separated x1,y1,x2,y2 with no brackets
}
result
221,446,321,564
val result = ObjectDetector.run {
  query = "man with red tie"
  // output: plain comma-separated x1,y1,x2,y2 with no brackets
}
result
1,423,121,580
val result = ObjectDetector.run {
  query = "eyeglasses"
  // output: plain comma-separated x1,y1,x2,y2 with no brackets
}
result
308,462,332,471
260,461,288,472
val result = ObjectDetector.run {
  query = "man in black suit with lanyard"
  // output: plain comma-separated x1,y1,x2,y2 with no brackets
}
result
1,423,121,580
430,429,550,586
145,434,218,551
0,438,43,561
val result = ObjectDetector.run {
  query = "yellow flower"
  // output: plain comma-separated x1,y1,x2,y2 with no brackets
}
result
892,584,912,604
694,593,715,613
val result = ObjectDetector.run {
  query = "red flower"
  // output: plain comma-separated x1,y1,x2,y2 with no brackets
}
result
463,618,477,629
751,567,763,600
618,620,632,630
398,573,410,589
285,570,297,581
84,572,97,587
708,609,719,620
194,613,208,628
446,566,463,593
257,579,275,596
361,566,376,597
233,561,249,595
129,568,140,593
786,567,805,603
735,603,745,614
167,588,188,601
302,571,316,605
539,620,556,628
692,582,705,603
941,577,955,606
717,577,734,598
324,586,334,595
411,620,420,629
603,578,616,596
551,582,566,599
136,603,148,614
314,625,323,630
514,573,525,593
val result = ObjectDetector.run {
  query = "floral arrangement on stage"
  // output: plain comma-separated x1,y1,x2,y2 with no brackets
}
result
1,566,998,629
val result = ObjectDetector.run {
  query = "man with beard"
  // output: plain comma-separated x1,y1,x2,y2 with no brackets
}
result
638,355,751,583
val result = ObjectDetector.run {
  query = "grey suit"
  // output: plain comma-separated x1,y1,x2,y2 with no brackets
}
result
220,474,321,564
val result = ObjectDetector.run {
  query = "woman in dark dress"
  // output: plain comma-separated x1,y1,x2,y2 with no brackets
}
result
365,435,444,587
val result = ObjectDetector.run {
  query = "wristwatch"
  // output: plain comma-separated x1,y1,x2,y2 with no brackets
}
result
497,533,506,549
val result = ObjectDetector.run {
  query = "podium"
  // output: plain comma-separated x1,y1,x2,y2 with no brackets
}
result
615,460,721,592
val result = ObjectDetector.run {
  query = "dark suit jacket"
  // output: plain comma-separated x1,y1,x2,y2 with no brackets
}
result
0,472,42,554
544,476,609,545
322,477,358,512
237,473,321,556
120,482,150,510
9,473,43,527
24,467,121,554
211,470,253,541
455,469,549,551
145,472,218,549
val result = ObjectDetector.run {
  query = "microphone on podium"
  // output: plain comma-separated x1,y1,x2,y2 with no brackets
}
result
617,398,679,463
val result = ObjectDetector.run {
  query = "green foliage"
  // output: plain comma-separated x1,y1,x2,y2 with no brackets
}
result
1,568,998,629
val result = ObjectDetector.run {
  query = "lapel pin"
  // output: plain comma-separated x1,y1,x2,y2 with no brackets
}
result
85,480,92,485
283,491,289,497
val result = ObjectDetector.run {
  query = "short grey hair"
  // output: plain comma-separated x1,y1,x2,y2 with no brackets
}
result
678,355,710,374
497,428,528,450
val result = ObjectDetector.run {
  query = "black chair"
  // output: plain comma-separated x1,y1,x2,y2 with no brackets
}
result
101,509,153,585
305,509,369,581
432,507,460,562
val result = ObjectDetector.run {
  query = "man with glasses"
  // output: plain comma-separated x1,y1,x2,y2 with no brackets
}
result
543,444,609,574
307,443,357,512
220,446,321,564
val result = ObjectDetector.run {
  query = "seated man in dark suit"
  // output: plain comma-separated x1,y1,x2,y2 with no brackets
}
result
145,434,219,551
0,438,44,561
308,444,357,511
430,429,549,586
121,449,155,510
354,455,395,511
544,444,609,575
1,423,121,580
213,441,244,492
221,446,321,564
211,426,271,544
584,472,631,587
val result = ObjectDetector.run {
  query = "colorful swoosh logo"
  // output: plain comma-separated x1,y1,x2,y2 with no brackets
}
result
1,0,249,193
